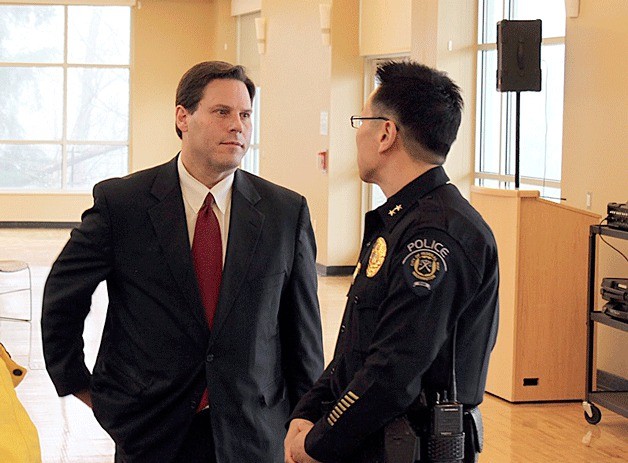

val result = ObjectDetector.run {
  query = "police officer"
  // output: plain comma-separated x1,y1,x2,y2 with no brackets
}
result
285,61,499,463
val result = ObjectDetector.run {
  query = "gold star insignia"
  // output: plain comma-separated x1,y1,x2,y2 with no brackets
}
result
388,204,403,216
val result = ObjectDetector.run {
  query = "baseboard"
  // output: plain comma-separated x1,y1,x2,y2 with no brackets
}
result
316,263,354,276
597,369,628,391
0,222,78,229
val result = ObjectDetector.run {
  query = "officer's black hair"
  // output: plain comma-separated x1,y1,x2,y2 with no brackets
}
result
373,61,463,165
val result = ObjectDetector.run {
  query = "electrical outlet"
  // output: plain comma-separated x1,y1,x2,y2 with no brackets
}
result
586,192,592,210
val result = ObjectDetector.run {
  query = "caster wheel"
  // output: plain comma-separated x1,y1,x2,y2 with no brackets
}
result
584,404,602,424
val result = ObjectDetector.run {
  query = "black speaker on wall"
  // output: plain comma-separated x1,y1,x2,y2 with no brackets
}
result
497,19,542,92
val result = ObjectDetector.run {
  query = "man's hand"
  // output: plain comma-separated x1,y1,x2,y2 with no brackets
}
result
73,389,93,408
285,418,315,463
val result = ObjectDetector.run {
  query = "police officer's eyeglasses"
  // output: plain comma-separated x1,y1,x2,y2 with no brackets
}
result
350,116,391,129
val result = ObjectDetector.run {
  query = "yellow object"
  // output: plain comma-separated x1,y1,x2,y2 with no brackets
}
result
0,343,42,463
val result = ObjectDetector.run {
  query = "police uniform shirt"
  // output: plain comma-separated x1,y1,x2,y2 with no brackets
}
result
289,166,499,462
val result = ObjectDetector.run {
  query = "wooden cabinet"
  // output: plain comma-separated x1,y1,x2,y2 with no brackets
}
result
470,187,600,402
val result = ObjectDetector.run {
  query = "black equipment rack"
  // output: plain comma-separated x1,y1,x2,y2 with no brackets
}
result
583,225,628,424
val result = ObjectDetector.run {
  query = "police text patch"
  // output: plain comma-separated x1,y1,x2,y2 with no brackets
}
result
402,237,449,296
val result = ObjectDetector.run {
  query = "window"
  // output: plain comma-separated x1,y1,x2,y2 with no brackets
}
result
241,86,261,175
476,0,565,199
0,3,131,192
236,11,261,175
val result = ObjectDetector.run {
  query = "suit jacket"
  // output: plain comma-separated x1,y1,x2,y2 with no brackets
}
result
41,156,324,462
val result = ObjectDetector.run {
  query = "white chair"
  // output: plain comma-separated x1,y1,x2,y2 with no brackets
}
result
0,260,33,322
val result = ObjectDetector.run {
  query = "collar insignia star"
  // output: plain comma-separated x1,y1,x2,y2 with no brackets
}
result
388,204,403,216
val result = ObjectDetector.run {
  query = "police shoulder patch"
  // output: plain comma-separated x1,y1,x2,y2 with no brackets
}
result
401,235,450,296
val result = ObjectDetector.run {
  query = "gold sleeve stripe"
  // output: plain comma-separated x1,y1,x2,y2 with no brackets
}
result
326,391,360,427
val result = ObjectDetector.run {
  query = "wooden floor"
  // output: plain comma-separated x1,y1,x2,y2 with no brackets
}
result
1,228,626,462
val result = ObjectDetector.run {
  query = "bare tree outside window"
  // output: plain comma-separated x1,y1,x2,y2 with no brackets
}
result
0,4,130,191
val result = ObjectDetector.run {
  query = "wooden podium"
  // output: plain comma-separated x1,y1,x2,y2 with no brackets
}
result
470,187,600,402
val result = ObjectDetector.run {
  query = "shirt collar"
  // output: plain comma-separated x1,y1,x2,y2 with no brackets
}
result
178,155,234,215
375,165,450,230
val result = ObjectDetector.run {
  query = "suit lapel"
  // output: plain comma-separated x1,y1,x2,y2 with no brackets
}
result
148,157,207,329
211,170,264,340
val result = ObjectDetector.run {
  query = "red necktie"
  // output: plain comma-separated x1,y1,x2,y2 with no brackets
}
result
192,192,223,411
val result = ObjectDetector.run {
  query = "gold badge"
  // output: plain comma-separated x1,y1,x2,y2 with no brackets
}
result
366,237,387,277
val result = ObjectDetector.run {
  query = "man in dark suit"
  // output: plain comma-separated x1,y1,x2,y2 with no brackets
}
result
42,61,324,463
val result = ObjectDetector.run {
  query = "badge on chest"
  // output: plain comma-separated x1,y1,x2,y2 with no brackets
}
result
366,237,387,278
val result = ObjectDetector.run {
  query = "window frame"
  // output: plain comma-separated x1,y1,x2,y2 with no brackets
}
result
235,10,261,176
0,1,132,194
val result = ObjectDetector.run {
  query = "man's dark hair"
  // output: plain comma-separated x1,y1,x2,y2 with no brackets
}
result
373,61,463,164
175,61,256,139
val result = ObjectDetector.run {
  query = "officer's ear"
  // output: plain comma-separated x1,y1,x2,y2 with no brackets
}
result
378,120,399,154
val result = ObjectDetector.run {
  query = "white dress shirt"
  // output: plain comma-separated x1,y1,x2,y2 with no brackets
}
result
178,156,233,265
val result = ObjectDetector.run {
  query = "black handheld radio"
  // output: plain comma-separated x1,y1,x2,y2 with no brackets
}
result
426,326,465,462
427,392,464,462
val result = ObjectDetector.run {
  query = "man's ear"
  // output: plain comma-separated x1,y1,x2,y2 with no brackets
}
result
378,120,398,154
175,105,188,134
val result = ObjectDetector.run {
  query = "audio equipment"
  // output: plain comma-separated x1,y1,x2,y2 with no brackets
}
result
601,278,628,322
497,20,542,92
607,202,628,231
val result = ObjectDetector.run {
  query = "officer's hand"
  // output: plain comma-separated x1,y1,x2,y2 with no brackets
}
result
289,422,319,463
285,418,314,463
